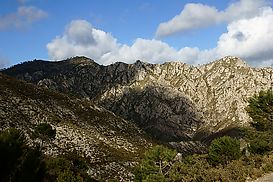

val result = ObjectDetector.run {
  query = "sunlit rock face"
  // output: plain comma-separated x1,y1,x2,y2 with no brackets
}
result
3,56,273,140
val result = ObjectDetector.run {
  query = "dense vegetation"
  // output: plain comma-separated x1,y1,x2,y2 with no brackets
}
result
135,89,273,181
0,127,95,182
0,128,45,182
246,89,273,131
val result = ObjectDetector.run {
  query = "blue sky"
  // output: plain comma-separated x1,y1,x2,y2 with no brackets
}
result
0,0,272,68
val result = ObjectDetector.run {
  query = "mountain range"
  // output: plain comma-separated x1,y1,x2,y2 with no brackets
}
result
1,56,273,180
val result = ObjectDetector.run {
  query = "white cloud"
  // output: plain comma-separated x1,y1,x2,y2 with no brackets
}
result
47,6,273,67
47,20,181,64
215,7,273,66
156,3,220,37
178,7,273,67
0,6,47,30
155,0,267,37
47,20,119,63
46,20,218,65
47,20,186,65
178,47,218,65
100,38,182,65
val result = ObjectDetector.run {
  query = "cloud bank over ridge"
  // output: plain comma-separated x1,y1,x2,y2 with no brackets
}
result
47,0,273,67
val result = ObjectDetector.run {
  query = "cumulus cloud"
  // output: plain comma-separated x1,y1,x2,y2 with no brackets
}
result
47,20,185,64
47,5,273,67
215,7,273,66
0,6,47,30
100,38,182,65
47,20,119,62
176,7,273,66
155,0,267,37
47,19,190,65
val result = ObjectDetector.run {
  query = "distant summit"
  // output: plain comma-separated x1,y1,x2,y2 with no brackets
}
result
204,56,248,68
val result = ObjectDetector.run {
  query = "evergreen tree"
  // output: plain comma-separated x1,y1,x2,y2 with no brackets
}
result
134,145,176,182
246,89,273,131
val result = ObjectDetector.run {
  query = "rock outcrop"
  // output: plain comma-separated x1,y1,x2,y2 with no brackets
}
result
2,56,273,141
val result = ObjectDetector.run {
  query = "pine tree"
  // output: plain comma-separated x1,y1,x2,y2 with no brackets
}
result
134,145,176,182
246,89,273,131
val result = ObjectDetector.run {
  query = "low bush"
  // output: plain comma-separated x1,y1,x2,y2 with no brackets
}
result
208,136,241,165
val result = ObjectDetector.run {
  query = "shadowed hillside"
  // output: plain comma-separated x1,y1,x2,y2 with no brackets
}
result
0,73,152,181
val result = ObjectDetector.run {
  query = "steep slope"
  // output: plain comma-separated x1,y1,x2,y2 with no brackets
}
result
99,86,203,141
2,56,273,141
0,73,152,181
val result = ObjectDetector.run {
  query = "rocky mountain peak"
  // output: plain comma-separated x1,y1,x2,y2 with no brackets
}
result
64,56,97,66
204,56,248,69
2,56,273,142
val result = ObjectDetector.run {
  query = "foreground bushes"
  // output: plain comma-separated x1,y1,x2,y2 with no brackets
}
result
0,128,45,182
46,152,94,182
135,144,273,182
134,89,273,181
0,128,95,182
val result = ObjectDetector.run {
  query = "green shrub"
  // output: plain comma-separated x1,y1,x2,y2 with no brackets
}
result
208,136,241,165
249,138,270,154
56,170,83,182
33,123,56,143
168,154,212,182
143,173,166,182
45,151,93,182
134,145,176,182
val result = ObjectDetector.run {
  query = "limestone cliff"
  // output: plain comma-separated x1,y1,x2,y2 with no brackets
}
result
2,56,273,141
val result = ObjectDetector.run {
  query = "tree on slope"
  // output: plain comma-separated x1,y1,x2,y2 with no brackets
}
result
246,89,273,131
134,145,177,182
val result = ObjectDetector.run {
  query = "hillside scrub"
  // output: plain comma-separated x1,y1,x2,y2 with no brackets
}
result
134,144,273,182
134,89,273,181
0,128,95,182
0,128,45,182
